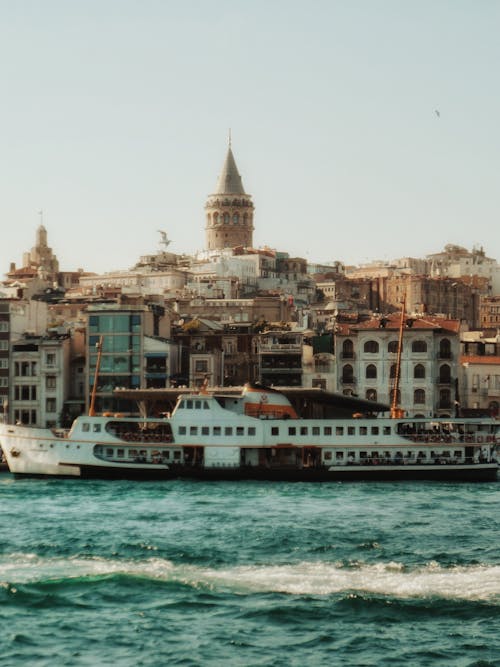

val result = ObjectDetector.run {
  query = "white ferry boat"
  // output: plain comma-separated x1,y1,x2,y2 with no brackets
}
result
1,383,498,481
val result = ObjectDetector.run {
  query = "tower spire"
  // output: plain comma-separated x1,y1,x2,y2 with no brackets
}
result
204,138,255,251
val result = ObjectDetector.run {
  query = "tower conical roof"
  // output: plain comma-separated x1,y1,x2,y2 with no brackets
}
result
214,146,246,195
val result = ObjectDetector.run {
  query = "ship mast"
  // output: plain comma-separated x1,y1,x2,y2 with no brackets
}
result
88,336,103,417
390,295,406,419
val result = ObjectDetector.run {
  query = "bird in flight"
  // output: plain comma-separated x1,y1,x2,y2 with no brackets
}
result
435,109,440,118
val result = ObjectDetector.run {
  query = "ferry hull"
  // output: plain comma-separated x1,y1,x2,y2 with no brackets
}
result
70,463,498,482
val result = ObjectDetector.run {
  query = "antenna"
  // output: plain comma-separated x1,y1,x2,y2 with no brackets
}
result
391,294,406,419
89,336,103,417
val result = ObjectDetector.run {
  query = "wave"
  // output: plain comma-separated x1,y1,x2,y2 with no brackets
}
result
1,554,500,601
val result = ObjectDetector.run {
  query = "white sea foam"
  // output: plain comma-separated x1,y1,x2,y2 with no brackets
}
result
1,554,499,601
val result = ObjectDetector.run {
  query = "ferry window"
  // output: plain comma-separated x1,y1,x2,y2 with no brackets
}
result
130,449,138,458
225,427,232,436
348,426,355,435
162,450,170,459
179,426,186,435
348,451,356,461
360,427,367,436
271,427,279,436
195,400,202,410
186,400,193,409
201,426,209,436
454,450,462,458
384,451,391,459
324,426,332,436
190,426,198,435
236,427,244,436
203,401,210,409
371,427,379,435
324,451,332,460
336,451,344,460
248,427,256,436
213,426,221,436
288,427,296,436
93,424,101,433
173,451,181,460
82,423,90,432
106,448,114,457
300,427,308,436
177,402,184,409
312,426,320,436
383,426,391,435
336,427,344,436
117,449,124,458
360,451,367,460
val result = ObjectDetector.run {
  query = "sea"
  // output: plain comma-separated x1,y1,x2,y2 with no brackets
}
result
0,476,499,667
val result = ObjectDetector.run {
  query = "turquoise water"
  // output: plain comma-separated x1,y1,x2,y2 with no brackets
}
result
1,476,499,666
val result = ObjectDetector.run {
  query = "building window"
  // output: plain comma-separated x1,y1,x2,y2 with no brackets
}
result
412,340,427,353
0,340,8,351
364,340,379,354
414,389,425,404
439,388,451,408
388,340,398,353
46,398,57,413
366,364,377,379
342,364,354,383
0,322,9,332
0,359,8,369
366,389,377,401
439,364,451,383
414,364,425,379
439,338,451,359
45,353,56,367
342,340,354,359
195,360,208,373
46,375,57,389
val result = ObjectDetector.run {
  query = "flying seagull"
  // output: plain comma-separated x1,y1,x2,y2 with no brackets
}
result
435,109,440,118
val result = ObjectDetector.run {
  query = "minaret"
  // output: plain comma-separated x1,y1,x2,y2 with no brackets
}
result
205,137,254,250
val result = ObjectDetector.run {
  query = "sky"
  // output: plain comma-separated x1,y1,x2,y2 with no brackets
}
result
1,0,499,275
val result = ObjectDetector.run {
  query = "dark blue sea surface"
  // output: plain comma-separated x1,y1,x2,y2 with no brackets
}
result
1,476,499,666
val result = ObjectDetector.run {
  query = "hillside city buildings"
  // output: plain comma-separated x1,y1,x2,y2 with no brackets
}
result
1,141,500,426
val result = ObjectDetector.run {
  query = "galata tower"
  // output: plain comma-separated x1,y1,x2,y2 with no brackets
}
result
205,140,254,250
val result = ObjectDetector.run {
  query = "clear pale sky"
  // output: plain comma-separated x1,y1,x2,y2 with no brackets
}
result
1,0,499,275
